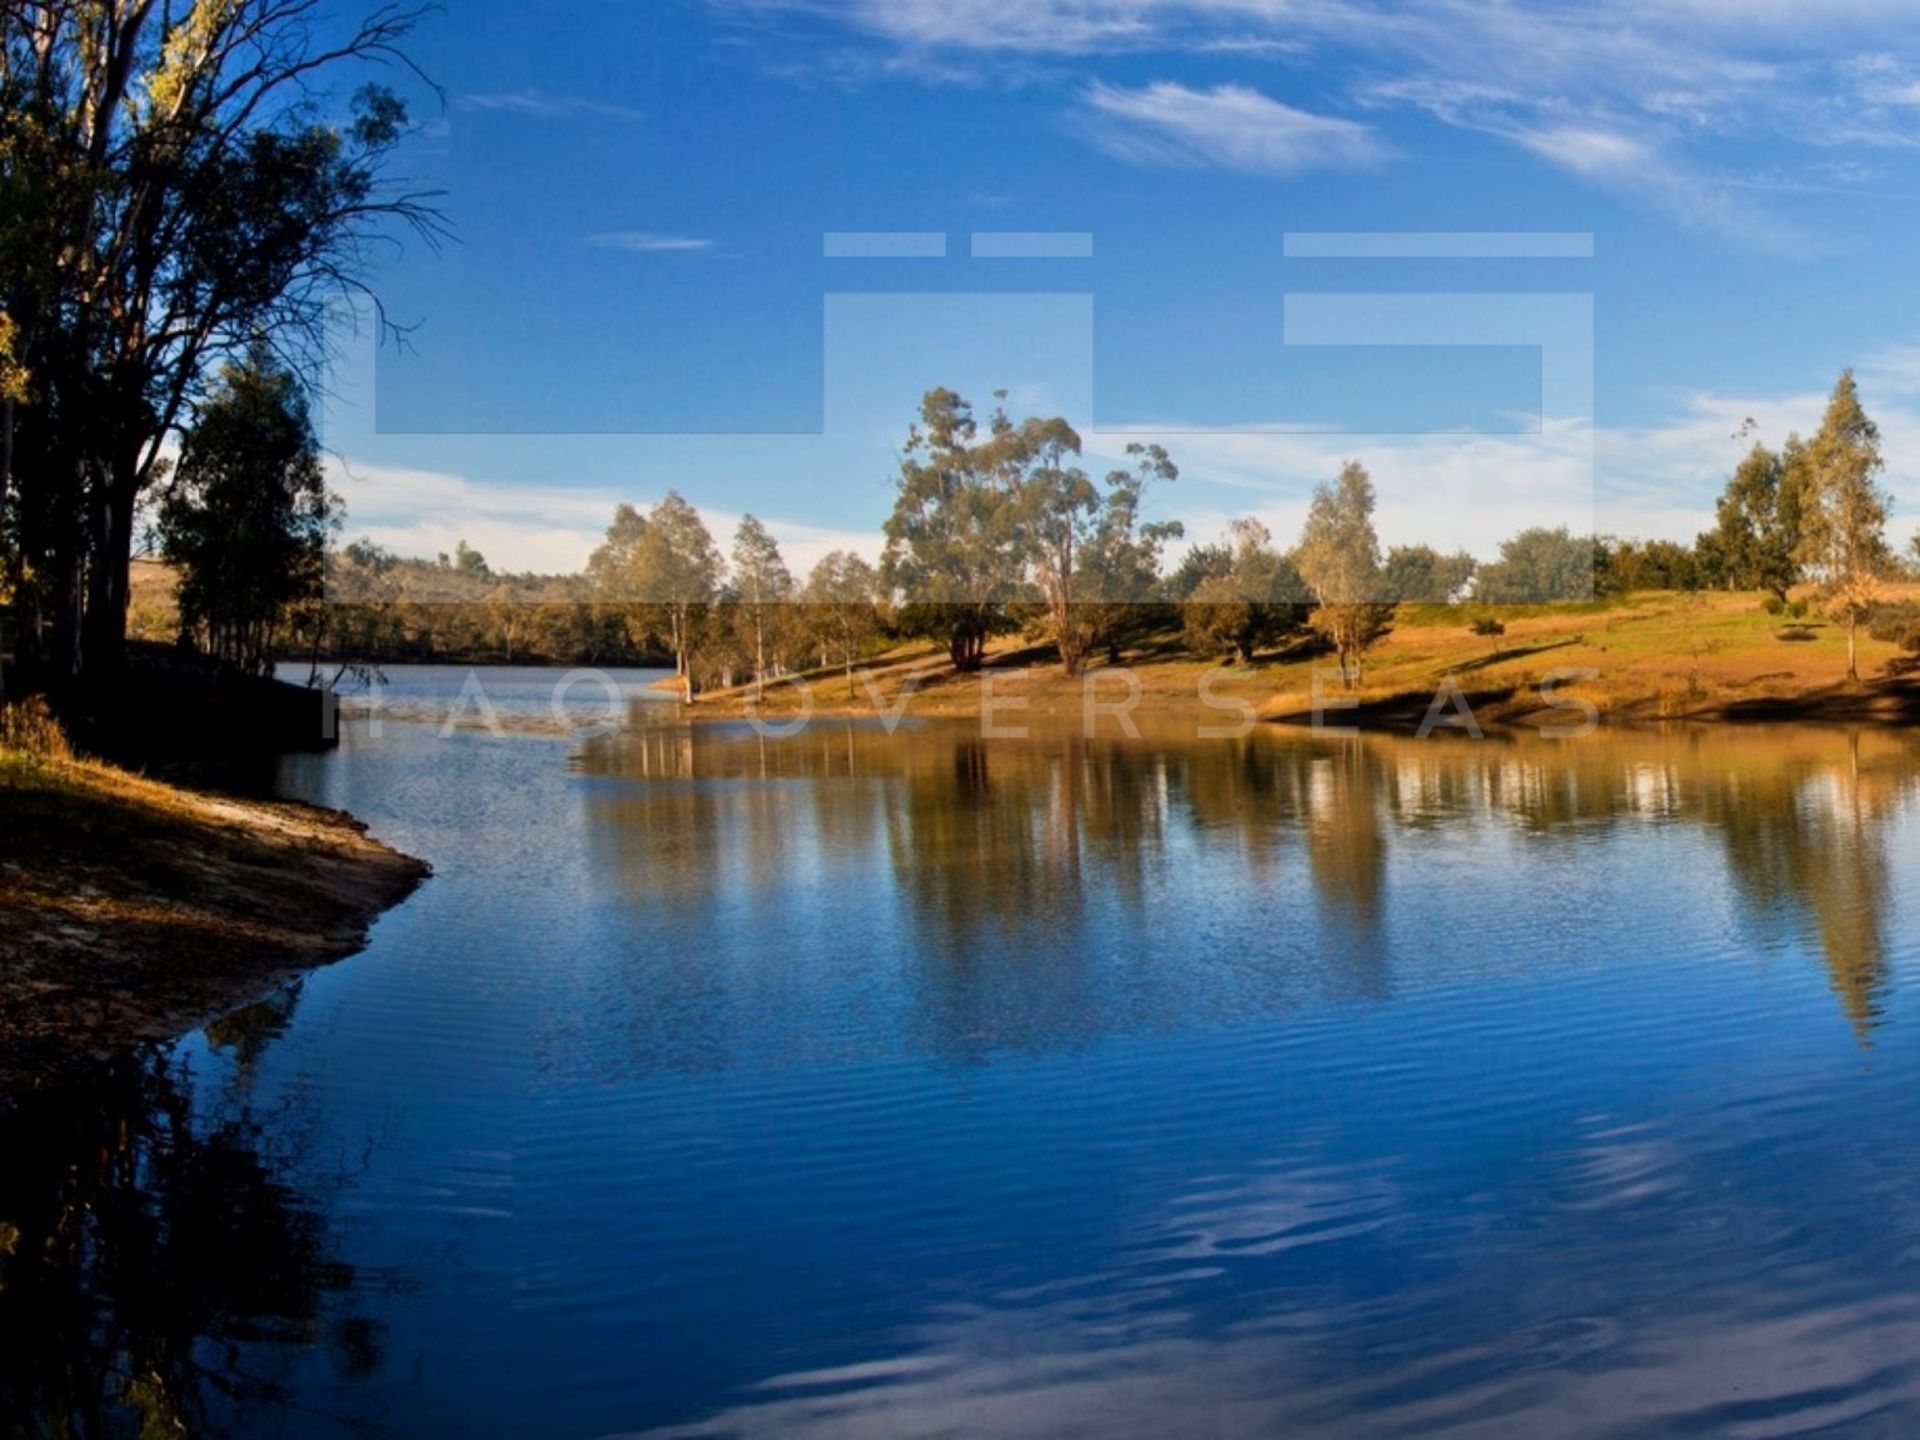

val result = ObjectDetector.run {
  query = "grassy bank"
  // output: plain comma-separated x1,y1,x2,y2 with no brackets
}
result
0,714,428,1097
683,589,1920,730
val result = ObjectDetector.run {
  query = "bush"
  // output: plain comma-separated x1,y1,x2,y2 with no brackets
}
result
1867,602,1920,654
1785,598,1810,620
1470,616,1507,639
1761,595,1785,616
1475,527,1600,603
0,697,72,760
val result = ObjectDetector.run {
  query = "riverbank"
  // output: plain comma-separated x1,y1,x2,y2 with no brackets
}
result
0,731,428,1097
678,590,1920,732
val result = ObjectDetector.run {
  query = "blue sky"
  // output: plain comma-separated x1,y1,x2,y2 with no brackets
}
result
322,0,1920,573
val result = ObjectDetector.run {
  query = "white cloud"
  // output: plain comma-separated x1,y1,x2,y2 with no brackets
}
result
1079,80,1384,173
322,459,880,577
1511,126,1654,179
456,90,646,122
585,232,718,253
1081,421,1598,560
1071,352,1920,558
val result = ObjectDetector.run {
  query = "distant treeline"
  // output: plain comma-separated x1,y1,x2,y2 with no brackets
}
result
302,542,670,668
118,371,1920,693
519,371,1917,695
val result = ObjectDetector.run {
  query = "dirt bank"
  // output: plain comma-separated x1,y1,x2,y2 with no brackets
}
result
0,748,428,1098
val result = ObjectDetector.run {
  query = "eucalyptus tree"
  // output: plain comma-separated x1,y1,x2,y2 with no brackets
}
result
1380,544,1476,604
633,491,723,701
803,549,884,698
882,388,1026,672
1076,442,1183,665
1294,462,1393,687
1181,517,1308,665
588,504,648,585
1795,371,1891,681
0,0,441,676
730,513,793,688
884,389,1186,675
156,353,333,674
1698,440,1808,602
1473,526,1599,604
1005,412,1101,674
587,502,651,651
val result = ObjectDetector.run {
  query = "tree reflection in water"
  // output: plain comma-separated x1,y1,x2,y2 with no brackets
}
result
581,719,1919,1051
0,983,387,1437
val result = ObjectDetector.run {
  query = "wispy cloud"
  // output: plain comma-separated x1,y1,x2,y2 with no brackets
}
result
725,0,1920,242
1079,80,1385,174
456,90,646,123
585,232,717,254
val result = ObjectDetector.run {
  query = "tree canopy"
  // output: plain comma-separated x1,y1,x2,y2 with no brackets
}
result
1474,527,1599,604
157,354,333,674
1796,371,1892,680
1,0,440,679
1295,461,1394,687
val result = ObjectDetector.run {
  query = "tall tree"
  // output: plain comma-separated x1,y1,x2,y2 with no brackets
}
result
1294,462,1393,688
633,491,722,702
156,355,333,674
1698,440,1807,602
803,550,884,697
881,389,1025,672
1,0,440,678
1010,413,1099,674
587,502,651,652
730,514,793,688
1078,442,1183,665
1180,517,1307,665
1796,371,1891,682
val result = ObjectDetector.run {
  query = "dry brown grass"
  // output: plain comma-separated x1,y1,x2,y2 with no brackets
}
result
682,588,1920,730
126,555,180,644
0,696,71,760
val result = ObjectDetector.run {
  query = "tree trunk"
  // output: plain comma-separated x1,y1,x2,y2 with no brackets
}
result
49,453,88,679
1848,612,1859,682
80,444,141,675
1058,634,1086,678
52,551,84,680
949,615,986,672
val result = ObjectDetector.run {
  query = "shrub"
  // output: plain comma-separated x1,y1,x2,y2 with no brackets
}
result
1761,595,1785,616
0,698,72,760
1867,601,1920,654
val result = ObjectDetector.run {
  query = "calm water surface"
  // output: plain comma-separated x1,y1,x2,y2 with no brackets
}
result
6,665,1920,1437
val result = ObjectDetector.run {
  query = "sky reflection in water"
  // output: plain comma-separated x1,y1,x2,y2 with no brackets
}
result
4,691,1919,1437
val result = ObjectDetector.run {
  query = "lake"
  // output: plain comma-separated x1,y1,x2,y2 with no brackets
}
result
5,665,1920,1437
